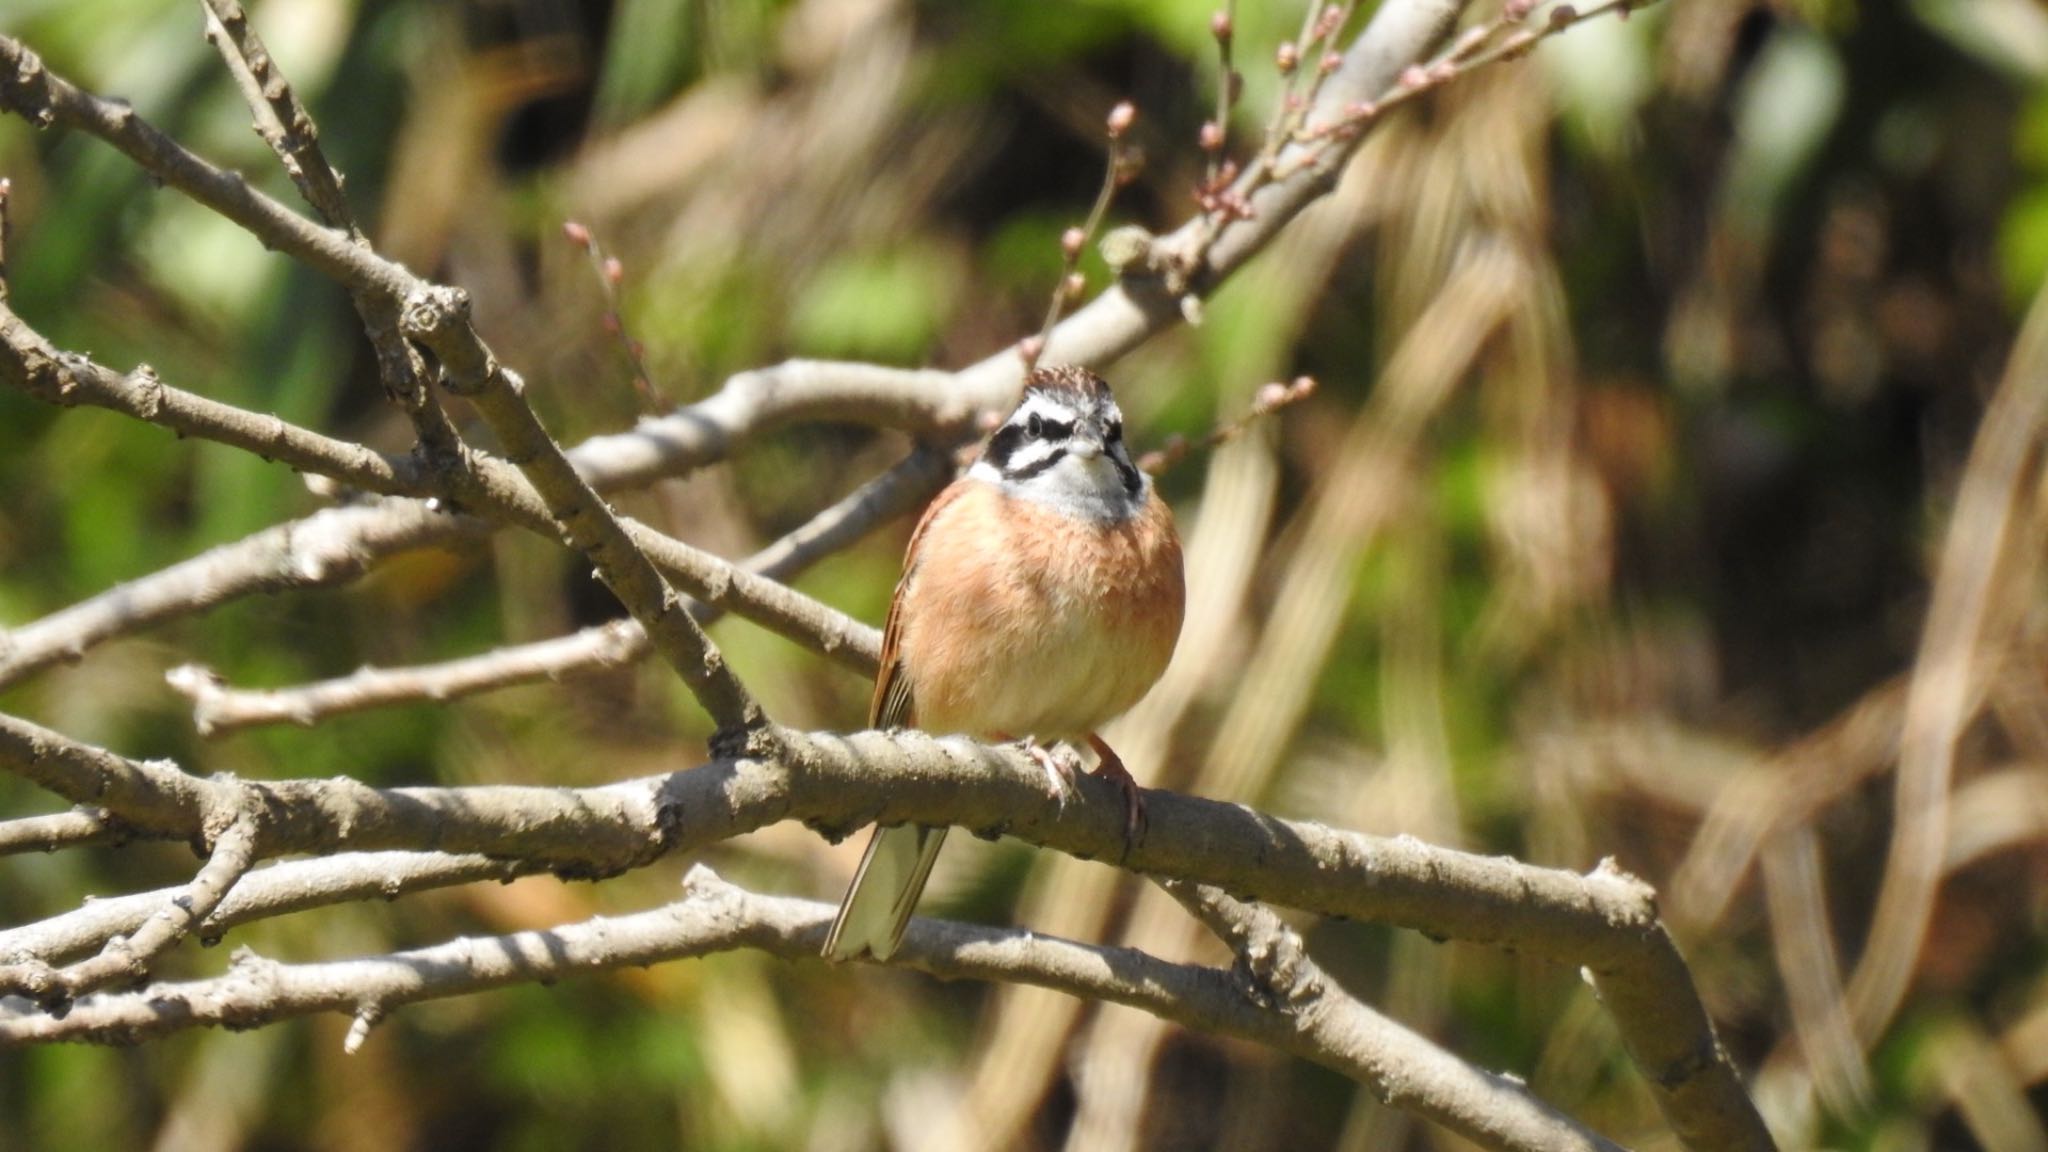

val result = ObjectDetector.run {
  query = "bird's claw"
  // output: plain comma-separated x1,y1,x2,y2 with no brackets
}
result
1015,737,1082,806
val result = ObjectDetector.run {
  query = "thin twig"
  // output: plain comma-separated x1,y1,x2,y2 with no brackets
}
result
0,309,882,691
169,447,949,732
1028,103,1137,366
563,220,668,412
197,0,462,459
0,808,133,856
1136,375,1316,474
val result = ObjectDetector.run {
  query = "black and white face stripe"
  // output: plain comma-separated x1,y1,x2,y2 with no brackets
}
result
971,368,1148,518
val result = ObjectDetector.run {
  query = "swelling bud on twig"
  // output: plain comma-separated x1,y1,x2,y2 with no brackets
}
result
562,220,591,249
1100,225,1155,274
1106,101,1136,139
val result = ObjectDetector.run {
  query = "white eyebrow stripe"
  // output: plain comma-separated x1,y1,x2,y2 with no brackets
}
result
1008,393,1083,429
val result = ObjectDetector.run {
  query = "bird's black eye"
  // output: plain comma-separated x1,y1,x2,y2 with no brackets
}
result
1026,413,1044,439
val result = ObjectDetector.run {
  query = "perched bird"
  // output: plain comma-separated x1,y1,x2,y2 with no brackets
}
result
823,364,1186,962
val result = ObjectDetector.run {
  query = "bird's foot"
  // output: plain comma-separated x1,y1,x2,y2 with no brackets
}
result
1086,733,1147,849
1006,734,1082,805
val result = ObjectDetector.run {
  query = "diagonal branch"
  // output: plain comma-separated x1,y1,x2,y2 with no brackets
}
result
169,448,948,732
1156,879,1624,1152
395,286,771,752
195,0,485,478
0,814,260,1004
0,307,882,691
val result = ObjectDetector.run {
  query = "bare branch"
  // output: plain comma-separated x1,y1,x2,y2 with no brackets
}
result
0,301,419,489
0,500,457,689
395,286,771,751
0,710,1768,1148
168,623,650,734
0,312,884,691
0,808,137,856
2,867,1624,1152
0,815,260,1004
197,0,358,235
0,711,667,877
171,448,948,732
0,850,531,967
1156,879,1624,1152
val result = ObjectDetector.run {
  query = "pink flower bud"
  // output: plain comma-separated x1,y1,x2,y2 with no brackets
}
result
1275,41,1299,73
1210,10,1232,43
603,256,623,285
1061,227,1086,259
1199,120,1224,151
1107,101,1136,138
562,220,591,248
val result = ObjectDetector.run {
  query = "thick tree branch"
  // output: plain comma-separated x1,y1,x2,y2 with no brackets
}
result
0,866,1622,1152
0,710,1769,1149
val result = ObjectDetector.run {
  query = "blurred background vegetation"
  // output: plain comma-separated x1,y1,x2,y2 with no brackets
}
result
3,0,2047,1148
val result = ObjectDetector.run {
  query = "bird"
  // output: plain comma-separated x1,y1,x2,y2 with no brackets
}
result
822,364,1186,962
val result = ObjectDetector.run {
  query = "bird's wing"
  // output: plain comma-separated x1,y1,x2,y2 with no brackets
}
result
869,478,972,729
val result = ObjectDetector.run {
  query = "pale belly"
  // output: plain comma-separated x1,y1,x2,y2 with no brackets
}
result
896,483,1184,739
